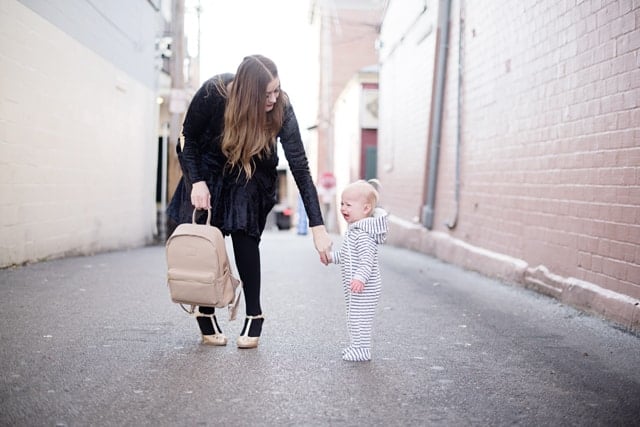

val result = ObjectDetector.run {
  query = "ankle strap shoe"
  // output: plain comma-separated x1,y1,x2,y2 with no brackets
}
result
237,314,264,349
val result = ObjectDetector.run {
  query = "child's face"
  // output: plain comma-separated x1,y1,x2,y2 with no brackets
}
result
340,190,371,224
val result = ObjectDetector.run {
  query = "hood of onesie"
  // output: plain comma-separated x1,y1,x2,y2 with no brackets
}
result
351,208,389,244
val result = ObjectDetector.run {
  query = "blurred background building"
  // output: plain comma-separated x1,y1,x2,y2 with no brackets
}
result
309,0,386,232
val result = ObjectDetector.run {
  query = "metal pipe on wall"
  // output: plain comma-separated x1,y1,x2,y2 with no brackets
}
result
169,0,185,148
159,122,169,241
422,0,452,230
446,0,464,230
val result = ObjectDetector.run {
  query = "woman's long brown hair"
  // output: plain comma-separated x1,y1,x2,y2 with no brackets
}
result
220,55,288,179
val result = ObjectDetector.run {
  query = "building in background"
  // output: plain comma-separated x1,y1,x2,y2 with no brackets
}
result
0,0,167,266
332,64,379,234
309,0,386,231
158,0,201,240
376,0,639,330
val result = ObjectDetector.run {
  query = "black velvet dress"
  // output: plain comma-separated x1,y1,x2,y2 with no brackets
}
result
167,74,324,239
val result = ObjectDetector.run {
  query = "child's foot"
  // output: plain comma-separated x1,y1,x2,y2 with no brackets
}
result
342,346,371,362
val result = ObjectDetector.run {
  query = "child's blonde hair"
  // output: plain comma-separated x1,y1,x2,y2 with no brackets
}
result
343,179,382,215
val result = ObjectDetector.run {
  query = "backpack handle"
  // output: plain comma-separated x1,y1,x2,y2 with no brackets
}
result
192,208,212,225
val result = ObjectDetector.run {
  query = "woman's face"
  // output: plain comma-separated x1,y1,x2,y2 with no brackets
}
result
265,77,280,112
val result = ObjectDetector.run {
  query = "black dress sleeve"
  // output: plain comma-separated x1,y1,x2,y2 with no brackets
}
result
180,77,221,184
278,103,324,227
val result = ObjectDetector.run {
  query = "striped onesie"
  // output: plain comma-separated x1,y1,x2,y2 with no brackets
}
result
330,208,388,361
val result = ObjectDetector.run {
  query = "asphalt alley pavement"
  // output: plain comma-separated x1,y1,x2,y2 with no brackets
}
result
1,230,639,426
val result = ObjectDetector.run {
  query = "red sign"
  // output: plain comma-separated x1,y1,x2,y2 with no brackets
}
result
319,172,336,189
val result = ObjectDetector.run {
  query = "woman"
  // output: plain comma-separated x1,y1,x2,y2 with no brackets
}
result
167,55,332,349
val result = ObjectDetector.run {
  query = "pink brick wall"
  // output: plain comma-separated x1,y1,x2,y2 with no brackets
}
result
382,0,639,300
378,4,437,221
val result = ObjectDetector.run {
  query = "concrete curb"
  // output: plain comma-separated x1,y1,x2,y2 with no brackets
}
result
387,215,640,333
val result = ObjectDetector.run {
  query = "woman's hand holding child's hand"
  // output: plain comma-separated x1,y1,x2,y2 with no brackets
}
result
311,225,332,265
321,253,333,265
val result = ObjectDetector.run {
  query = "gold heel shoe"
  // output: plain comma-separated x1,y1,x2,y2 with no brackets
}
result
237,314,264,349
201,333,227,346
200,314,227,346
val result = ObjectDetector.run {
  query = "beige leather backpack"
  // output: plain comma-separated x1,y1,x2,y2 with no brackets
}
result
166,209,242,320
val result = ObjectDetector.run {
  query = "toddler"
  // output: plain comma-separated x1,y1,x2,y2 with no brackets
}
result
327,180,388,361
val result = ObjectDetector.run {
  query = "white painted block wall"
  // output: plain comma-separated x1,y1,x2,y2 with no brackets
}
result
0,1,158,267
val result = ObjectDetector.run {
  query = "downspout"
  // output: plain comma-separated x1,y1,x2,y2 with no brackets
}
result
446,0,464,230
160,122,169,241
422,0,452,230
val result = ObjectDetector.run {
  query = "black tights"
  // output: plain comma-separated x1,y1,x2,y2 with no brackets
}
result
197,232,261,334
230,232,261,316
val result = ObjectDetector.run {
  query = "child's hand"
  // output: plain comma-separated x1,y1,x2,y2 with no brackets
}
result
350,279,364,293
